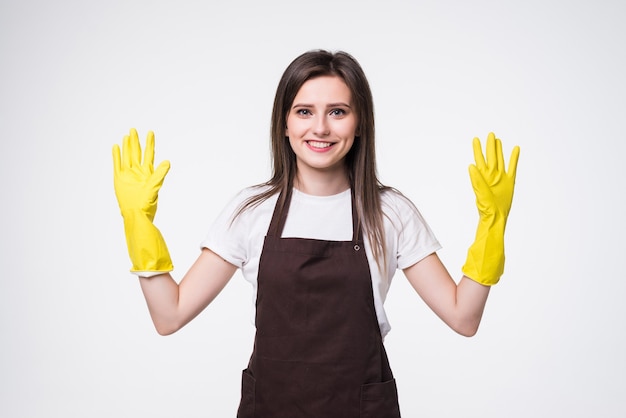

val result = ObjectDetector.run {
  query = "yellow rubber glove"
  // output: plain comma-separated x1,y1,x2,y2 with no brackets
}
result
462,132,520,286
112,128,173,274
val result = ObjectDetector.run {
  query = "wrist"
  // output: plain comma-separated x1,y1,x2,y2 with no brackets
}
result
120,210,173,273
121,207,156,224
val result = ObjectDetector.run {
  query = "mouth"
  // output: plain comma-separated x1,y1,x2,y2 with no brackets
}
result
306,140,334,150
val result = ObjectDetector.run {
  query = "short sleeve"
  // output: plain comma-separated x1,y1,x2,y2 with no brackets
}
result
200,189,254,268
382,191,442,271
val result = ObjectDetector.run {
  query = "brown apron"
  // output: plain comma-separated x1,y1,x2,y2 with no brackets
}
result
237,188,401,417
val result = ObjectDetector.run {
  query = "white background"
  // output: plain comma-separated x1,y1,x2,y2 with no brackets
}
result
1,0,625,416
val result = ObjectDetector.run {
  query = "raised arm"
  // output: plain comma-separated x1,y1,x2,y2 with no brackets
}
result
112,129,237,335
404,132,520,336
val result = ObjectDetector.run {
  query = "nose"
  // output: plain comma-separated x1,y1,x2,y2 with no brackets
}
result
313,115,330,137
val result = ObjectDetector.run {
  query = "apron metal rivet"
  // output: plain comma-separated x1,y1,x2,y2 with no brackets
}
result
354,244,360,251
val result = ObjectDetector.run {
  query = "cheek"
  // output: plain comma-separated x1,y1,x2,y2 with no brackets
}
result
340,121,359,138
286,119,309,138
285,117,297,136
346,137,356,151
287,136,298,153
341,114,359,136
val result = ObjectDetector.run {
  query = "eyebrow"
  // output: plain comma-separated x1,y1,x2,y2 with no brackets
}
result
291,102,352,109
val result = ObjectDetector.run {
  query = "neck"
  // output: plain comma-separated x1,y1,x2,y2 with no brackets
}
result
293,166,350,196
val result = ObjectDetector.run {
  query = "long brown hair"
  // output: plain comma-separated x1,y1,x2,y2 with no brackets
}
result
237,49,390,270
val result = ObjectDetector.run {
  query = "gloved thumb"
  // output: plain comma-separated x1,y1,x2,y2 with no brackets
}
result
468,164,489,195
153,160,171,186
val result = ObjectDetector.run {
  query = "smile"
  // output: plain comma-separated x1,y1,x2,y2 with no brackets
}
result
306,140,333,149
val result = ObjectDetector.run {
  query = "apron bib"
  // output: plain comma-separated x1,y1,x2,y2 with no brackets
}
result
237,188,401,417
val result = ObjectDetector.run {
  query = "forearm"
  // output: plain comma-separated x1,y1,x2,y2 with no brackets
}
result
452,276,490,336
420,275,490,337
137,249,237,336
405,254,490,337
139,273,182,335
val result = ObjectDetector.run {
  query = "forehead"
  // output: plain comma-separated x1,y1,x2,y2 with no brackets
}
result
293,75,352,103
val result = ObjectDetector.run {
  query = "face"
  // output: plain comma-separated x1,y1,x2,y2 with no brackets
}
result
286,75,358,181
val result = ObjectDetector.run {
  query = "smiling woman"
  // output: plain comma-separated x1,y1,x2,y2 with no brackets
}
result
111,49,520,417
286,75,357,195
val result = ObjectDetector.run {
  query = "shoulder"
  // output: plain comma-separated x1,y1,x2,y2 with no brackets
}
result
228,184,279,221
380,187,419,216
231,183,274,203
378,187,441,267
222,184,275,211
209,184,277,226
379,187,430,231
204,184,277,241
202,185,276,268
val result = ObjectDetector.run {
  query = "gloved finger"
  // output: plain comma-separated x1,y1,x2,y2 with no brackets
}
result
112,144,121,175
129,128,142,168
486,132,497,173
468,164,492,213
153,160,171,187
472,137,486,171
143,130,156,172
495,137,504,174
122,133,131,168
507,145,521,180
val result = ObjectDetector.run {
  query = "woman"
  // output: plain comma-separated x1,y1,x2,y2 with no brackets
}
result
112,50,520,417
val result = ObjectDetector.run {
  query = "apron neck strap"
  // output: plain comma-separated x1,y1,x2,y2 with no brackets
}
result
267,187,292,238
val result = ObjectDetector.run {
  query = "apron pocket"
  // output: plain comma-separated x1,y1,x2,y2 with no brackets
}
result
360,378,401,418
236,368,256,418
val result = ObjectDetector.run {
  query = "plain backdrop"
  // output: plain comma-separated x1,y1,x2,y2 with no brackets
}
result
1,0,625,416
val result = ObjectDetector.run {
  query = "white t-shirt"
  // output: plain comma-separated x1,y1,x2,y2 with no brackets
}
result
200,186,441,338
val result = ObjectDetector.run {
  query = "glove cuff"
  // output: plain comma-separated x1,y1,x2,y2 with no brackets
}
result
462,216,506,286
122,213,173,274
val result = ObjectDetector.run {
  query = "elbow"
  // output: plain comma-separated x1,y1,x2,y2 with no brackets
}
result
153,320,183,336
450,317,481,337
155,326,176,336
455,325,479,338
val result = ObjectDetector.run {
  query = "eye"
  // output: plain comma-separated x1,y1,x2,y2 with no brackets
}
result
330,108,346,117
296,109,312,116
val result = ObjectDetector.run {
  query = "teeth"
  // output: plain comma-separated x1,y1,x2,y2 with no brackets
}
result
308,141,332,148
